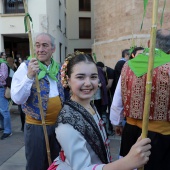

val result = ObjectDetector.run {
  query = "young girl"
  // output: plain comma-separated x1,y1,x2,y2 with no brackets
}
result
48,52,151,170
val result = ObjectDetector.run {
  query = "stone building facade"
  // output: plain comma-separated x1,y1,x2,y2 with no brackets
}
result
0,0,67,63
93,0,170,68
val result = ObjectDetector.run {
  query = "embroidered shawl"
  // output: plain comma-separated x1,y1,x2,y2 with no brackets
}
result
121,62,170,121
56,100,109,164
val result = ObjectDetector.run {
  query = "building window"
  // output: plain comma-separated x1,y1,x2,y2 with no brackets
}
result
79,0,91,11
79,18,91,39
59,43,62,63
59,0,61,6
59,19,61,29
64,0,66,8
58,0,62,31
4,0,25,14
65,47,67,59
64,13,67,36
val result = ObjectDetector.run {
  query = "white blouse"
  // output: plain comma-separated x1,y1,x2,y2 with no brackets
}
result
55,113,111,170
11,62,59,105
110,77,124,125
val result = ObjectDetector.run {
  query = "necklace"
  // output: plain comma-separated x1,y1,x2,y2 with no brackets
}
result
70,97,96,115
85,106,96,115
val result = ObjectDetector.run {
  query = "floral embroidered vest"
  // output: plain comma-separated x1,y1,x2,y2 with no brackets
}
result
121,62,170,121
22,61,65,120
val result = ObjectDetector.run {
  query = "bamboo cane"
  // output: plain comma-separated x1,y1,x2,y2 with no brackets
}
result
23,0,52,165
93,39,96,62
138,0,159,170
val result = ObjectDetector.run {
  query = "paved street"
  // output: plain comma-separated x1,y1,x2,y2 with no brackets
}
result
0,105,121,170
0,105,25,170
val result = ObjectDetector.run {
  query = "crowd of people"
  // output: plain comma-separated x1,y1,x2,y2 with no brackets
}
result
0,52,12,139
0,51,26,139
0,29,169,170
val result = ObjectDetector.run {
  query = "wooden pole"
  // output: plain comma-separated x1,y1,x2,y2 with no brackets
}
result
93,39,96,62
138,0,159,170
23,0,52,165
12,51,14,59
12,51,17,70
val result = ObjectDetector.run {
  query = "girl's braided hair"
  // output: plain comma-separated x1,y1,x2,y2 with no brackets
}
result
60,51,95,88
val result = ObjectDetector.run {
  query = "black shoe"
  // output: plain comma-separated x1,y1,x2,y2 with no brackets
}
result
20,127,24,132
0,128,4,132
1,133,12,140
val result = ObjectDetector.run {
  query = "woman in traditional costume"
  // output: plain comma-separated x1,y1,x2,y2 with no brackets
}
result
48,51,151,170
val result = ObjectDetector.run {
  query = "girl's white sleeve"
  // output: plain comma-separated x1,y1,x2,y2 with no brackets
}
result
56,123,105,170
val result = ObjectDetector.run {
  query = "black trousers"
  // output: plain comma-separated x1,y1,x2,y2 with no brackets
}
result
120,123,170,170
18,105,25,130
25,123,60,170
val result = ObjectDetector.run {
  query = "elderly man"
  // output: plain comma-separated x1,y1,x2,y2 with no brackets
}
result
110,29,170,170
11,33,65,170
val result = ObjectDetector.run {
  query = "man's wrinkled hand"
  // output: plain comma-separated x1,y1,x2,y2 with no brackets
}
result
27,58,39,79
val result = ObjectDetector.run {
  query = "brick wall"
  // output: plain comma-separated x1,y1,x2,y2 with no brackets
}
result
93,0,170,68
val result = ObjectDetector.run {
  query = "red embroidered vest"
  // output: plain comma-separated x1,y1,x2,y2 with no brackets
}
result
121,62,170,121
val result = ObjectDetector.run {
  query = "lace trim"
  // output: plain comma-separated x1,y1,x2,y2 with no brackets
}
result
56,100,109,163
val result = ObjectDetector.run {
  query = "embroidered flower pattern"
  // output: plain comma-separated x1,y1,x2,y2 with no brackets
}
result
61,60,69,88
60,51,84,88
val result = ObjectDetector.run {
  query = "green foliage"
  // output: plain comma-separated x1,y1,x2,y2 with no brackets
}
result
140,0,166,30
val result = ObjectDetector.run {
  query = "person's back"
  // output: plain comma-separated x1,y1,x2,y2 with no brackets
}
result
112,49,129,96
111,29,170,170
93,66,108,117
6,56,17,72
96,62,115,136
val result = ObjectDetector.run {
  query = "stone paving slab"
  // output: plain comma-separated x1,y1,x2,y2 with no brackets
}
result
0,147,26,170
0,105,121,170
0,105,24,166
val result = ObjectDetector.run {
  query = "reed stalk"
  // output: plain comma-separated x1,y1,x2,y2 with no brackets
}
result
23,0,52,165
138,0,159,169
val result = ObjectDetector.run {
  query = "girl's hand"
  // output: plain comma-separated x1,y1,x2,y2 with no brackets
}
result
124,136,151,169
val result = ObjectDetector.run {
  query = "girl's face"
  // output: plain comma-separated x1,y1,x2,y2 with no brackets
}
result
68,61,98,103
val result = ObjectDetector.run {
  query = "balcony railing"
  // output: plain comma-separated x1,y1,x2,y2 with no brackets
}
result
4,0,25,14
